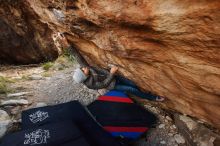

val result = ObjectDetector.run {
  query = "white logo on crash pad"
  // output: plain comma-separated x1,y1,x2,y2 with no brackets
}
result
29,111,49,123
24,129,50,145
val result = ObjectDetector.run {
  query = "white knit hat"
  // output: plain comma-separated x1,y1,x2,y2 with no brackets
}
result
73,68,88,83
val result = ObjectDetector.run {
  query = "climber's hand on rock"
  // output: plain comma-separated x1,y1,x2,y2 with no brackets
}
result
110,66,118,74
82,67,89,76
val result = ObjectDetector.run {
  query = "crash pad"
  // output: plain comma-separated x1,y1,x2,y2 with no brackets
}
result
87,90,158,140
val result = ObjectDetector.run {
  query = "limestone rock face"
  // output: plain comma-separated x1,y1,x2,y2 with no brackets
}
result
0,1,59,64
0,0,220,129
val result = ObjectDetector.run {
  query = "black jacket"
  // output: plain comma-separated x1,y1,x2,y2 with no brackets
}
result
69,46,116,89
84,67,116,89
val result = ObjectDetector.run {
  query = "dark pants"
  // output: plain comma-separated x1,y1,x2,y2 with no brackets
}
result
114,76,157,100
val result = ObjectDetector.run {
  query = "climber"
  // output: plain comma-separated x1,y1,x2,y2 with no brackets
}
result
56,33,165,102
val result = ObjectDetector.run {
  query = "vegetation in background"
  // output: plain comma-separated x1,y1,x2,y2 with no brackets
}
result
21,75,31,80
42,72,52,77
0,80,8,94
0,76,14,94
56,56,66,65
42,62,54,70
62,48,76,63
41,48,75,72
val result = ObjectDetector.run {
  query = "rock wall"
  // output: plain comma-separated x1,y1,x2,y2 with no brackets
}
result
0,0,220,129
0,1,58,64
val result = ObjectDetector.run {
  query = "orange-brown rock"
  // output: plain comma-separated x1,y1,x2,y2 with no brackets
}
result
0,0,220,129
0,1,59,64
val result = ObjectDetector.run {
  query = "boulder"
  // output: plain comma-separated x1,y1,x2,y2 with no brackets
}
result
0,110,11,138
7,92,30,98
174,114,220,146
174,134,185,144
0,0,220,129
0,1,59,64
35,102,47,108
1,99,29,106
29,74,43,80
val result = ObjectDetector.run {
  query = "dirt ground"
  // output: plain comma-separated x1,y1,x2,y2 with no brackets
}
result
0,60,185,146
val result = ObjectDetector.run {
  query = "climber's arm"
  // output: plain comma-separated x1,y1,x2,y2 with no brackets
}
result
84,66,118,89
85,73,115,89
92,67,109,75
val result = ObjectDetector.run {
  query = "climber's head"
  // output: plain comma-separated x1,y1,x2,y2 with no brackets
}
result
72,67,89,83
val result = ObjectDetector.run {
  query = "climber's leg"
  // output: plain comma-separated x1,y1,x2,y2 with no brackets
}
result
114,85,158,101
115,75,138,88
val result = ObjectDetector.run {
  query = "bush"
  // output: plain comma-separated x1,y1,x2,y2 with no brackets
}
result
63,48,76,63
0,76,13,94
0,81,8,94
42,62,54,70
42,72,52,77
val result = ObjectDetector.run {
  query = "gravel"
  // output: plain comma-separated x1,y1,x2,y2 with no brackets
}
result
0,110,11,138
33,67,99,106
0,64,184,146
